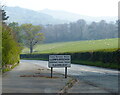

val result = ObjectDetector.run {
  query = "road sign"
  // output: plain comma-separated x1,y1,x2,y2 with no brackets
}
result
48,55,71,68
48,55,71,78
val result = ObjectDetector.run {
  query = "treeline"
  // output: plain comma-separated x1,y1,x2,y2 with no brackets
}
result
8,19,118,44
1,7,21,72
41,19,118,43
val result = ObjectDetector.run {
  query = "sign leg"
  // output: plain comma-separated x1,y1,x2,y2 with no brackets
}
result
51,67,53,78
65,67,67,78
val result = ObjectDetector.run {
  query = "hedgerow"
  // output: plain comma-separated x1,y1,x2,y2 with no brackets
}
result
2,25,21,70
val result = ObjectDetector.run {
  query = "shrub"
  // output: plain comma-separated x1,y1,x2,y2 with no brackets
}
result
2,25,21,69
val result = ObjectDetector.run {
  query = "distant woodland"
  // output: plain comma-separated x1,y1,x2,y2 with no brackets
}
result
41,19,118,43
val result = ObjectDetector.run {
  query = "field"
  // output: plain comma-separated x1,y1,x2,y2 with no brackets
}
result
22,38,119,54
21,38,119,69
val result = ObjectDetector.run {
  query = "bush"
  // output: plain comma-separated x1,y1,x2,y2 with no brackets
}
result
2,25,21,69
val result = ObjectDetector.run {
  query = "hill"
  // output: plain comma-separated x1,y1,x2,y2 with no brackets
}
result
5,7,117,25
22,38,119,54
40,9,117,23
5,6,67,25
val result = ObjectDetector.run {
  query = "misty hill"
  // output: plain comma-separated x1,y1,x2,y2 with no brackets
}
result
40,9,117,23
5,6,117,25
5,6,68,25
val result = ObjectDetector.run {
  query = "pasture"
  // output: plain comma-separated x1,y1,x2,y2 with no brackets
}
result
22,38,119,54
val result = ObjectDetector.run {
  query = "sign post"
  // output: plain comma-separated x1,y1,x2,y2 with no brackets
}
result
51,67,53,78
48,55,71,78
65,67,67,78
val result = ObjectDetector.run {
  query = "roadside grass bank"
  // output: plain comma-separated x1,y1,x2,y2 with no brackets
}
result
72,60,119,69
2,62,19,73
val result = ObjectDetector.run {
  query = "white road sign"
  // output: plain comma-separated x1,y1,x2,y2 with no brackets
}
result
48,55,71,68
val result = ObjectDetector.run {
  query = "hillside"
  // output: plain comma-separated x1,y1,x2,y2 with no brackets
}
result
5,6,67,25
22,38,119,54
5,7,117,25
40,9,117,23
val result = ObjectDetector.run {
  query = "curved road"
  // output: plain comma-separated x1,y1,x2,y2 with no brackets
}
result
21,60,119,93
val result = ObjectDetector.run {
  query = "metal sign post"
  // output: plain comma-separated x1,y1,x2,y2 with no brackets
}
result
51,67,53,78
65,67,67,78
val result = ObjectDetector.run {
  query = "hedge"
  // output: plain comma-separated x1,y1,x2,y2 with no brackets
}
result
20,50,119,64
2,25,21,71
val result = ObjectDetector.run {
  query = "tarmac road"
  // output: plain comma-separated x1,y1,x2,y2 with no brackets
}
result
21,60,119,93
2,60,72,93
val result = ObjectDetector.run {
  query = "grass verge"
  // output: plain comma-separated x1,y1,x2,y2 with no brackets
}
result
72,60,119,70
2,63,19,73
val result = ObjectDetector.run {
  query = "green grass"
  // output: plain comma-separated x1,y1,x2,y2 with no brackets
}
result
22,38,119,54
72,60,119,69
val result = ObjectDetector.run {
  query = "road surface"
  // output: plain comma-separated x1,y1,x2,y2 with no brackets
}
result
21,60,119,93
2,61,72,93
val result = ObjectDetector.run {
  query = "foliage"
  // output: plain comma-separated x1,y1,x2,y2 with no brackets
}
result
1,6,9,24
0,25,2,69
2,25,21,67
2,9,9,21
8,22,23,43
41,20,118,43
1,7,21,73
20,24,44,53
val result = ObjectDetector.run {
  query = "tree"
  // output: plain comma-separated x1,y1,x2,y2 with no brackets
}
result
8,22,23,43
1,5,9,24
1,5,21,71
20,24,44,53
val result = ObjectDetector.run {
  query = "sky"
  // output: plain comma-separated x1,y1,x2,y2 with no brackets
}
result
2,0,119,16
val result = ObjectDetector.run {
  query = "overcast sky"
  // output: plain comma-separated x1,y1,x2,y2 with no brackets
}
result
2,0,119,16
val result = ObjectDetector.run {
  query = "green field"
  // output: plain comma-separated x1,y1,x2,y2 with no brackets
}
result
22,38,119,54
